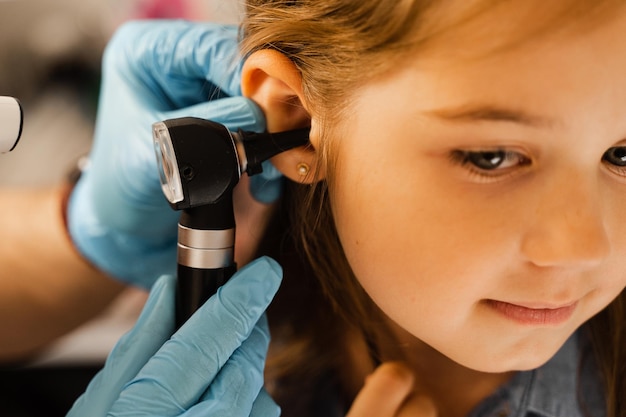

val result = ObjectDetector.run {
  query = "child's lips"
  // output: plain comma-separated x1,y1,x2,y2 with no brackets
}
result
484,299,578,326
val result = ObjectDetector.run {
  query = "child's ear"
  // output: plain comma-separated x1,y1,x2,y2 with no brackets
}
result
241,49,324,183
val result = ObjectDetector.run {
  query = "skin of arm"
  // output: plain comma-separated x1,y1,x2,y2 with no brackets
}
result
0,185,124,363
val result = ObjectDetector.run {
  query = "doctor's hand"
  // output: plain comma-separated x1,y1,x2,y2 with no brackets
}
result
68,20,283,288
347,363,437,417
66,257,282,417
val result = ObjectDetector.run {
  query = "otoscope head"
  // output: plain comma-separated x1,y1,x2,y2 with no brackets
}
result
0,96,23,153
153,118,240,210
153,117,310,211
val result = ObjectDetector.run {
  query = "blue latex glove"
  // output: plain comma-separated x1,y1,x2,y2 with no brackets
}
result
68,20,283,288
67,257,282,417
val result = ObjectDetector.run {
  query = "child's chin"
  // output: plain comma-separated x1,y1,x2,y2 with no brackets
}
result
451,340,568,374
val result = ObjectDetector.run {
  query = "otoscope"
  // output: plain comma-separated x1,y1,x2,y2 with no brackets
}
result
153,117,309,327
0,96,24,153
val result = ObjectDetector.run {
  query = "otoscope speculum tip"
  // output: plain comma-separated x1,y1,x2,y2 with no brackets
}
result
237,127,310,176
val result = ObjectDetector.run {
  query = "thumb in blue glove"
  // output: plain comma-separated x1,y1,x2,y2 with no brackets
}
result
68,21,282,288
67,256,282,417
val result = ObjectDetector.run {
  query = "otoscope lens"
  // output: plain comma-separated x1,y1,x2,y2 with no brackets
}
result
153,122,184,204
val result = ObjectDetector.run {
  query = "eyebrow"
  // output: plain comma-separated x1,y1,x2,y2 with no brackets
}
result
425,104,556,128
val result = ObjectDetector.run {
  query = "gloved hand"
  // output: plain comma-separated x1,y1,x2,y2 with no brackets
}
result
68,20,283,288
66,256,282,417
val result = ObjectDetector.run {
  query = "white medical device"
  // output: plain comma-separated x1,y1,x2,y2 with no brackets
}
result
0,96,23,153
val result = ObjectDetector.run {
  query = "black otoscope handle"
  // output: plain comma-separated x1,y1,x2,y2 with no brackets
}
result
175,200,237,328
176,263,237,327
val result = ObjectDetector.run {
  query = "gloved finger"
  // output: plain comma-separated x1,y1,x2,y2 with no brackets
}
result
249,388,281,417
66,275,176,416
180,315,271,417
163,96,266,133
110,21,242,108
108,257,282,414
181,388,281,417
249,160,285,204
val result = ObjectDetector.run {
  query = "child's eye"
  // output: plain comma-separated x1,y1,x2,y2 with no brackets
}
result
602,147,626,176
450,149,530,181
464,150,520,170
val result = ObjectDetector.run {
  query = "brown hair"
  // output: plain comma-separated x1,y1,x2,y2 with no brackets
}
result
241,1,626,416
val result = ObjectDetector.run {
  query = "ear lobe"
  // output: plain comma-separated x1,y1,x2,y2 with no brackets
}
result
241,49,324,183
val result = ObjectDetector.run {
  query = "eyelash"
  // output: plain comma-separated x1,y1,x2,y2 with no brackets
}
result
449,149,531,182
449,146,626,182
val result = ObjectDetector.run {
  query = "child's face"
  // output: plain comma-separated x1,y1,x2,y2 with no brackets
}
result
329,8,626,372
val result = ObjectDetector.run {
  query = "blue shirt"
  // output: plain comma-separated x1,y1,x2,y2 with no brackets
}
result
467,330,606,417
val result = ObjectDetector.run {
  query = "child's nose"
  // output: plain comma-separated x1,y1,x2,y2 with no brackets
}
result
519,171,611,269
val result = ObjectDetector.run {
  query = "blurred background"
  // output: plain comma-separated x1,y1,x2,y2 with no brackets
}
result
0,1,241,415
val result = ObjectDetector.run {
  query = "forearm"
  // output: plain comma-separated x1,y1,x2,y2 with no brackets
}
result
0,186,124,362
